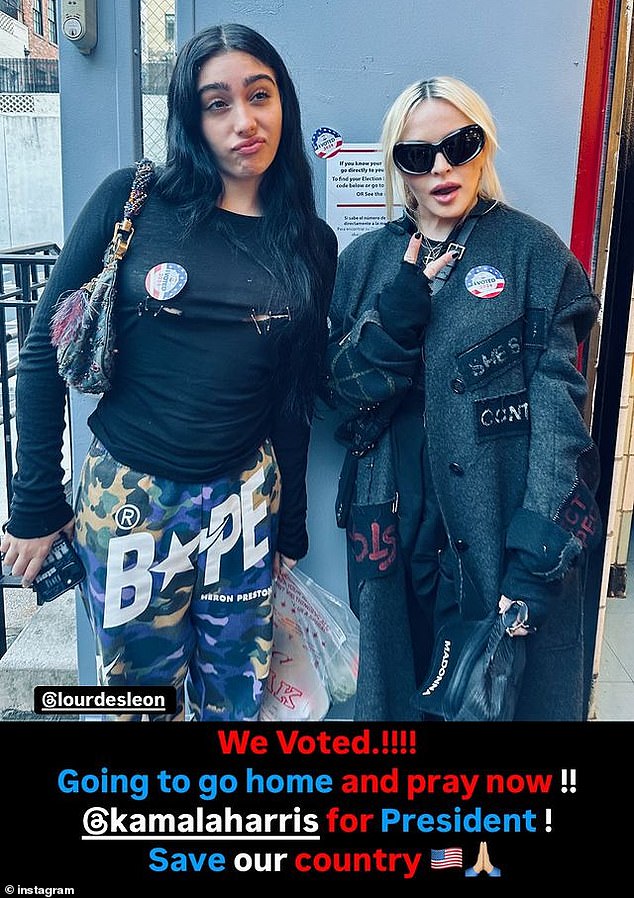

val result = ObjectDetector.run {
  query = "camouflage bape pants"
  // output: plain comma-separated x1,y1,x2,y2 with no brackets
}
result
73,438,280,721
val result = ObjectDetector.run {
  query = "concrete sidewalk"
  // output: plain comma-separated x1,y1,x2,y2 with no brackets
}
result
0,364,77,720
0,588,79,720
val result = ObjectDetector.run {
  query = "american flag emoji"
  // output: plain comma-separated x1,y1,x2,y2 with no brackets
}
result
431,847,463,870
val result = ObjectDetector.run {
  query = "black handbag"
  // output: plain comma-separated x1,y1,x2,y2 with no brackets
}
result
411,611,526,721
50,158,155,394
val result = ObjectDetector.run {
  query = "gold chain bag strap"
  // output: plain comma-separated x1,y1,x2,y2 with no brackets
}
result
51,158,155,394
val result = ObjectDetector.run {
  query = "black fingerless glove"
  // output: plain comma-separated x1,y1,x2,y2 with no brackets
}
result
378,261,432,348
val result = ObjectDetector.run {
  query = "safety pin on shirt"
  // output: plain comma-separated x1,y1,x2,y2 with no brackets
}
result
137,297,183,318
249,307,292,335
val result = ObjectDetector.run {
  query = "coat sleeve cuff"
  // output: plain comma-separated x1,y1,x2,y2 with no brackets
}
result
504,507,586,581
501,554,564,627
328,309,420,406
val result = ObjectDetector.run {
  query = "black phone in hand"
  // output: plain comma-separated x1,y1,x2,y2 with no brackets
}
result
33,534,86,605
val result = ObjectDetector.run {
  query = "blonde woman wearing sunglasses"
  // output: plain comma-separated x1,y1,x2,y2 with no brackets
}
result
326,76,601,722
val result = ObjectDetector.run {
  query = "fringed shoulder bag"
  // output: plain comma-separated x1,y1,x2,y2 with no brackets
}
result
51,158,155,394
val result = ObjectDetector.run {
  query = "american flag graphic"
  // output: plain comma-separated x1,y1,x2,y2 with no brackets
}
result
465,265,506,298
469,279,505,298
430,847,463,869
470,282,505,298
311,126,343,158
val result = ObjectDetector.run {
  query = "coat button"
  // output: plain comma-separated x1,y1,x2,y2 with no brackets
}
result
449,462,464,476
451,377,466,394
454,539,469,552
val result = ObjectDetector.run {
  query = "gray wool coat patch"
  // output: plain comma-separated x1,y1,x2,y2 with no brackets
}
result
327,200,601,721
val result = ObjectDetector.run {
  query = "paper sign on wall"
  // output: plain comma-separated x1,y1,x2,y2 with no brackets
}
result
325,143,390,251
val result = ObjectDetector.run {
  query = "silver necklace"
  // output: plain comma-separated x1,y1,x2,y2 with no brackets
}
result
420,233,446,266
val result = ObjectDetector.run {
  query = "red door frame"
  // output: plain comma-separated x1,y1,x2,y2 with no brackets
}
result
570,0,617,277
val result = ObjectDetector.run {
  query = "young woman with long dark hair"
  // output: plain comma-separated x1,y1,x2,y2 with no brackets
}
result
2,23,338,722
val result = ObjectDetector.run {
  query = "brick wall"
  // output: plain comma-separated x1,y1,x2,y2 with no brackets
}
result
22,0,58,59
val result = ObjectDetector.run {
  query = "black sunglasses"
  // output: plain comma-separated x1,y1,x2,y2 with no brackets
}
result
393,124,486,175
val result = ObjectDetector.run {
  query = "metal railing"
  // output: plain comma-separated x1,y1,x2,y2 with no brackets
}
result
0,58,178,96
0,241,60,657
0,58,59,93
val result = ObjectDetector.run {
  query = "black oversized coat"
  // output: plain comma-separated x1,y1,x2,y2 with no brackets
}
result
327,200,601,721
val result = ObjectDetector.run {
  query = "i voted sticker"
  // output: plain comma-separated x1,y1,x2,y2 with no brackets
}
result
465,265,506,299
311,127,343,159
145,263,188,302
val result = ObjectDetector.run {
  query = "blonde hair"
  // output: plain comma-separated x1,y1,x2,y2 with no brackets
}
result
381,76,505,221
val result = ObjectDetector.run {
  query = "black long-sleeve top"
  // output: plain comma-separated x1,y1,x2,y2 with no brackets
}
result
7,166,338,560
